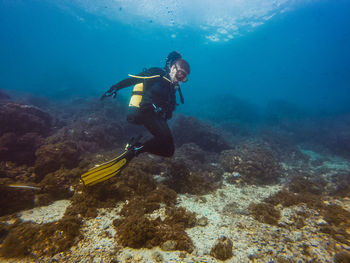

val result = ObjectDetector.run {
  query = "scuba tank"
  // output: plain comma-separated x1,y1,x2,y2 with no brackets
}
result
129,83,144,108
127,71,185,110
127,73,161,108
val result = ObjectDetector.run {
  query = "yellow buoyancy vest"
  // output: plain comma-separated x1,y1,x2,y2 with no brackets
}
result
128,74,171,108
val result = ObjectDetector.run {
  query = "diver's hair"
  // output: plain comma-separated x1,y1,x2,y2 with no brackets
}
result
175,58,190,74
165,51,182,72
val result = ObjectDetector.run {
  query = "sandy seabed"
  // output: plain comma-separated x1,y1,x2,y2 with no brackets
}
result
1,155,350,263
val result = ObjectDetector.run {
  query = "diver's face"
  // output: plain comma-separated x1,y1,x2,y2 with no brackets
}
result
170,64,188,83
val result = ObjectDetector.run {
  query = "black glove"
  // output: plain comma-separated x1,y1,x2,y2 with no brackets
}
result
100,86,117,100
165,111,173,120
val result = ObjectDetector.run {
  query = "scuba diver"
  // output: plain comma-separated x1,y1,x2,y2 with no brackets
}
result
81,51,190,186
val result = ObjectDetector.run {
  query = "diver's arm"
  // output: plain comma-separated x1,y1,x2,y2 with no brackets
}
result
100,77,142,100
100,68,164,100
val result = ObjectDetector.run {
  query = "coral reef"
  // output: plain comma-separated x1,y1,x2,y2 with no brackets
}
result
210,236,233,260
220,140,282,184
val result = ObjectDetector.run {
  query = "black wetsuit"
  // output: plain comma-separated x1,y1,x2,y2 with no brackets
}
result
110,67,177,157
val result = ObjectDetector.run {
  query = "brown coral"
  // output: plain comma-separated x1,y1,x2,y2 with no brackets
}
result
34,141,81,181
0,185,36,217
210,236,233,260
0,215,81,258
248,202,281,225
114,210,194,252
220,140,281,184
164,159,222,195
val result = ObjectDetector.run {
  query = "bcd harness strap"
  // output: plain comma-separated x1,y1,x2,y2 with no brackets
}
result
128,74,184,108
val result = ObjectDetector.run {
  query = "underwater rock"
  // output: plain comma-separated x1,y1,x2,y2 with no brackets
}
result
0,164,39,216
258,128,309,165
36,169,76,206
196,216,209,226
0,132,44,165
335,251,350,263
163,159,222,194
0,214,82,258
0,102,52,136
114,214,194,252
265,178,350,245
0,102,52,165
112,173,195,253
287,177,325,195
0,90,11,100
161,240,177,251
210,236,233,260
174,143,212,163
0,184,36,217
172,114,231,152
220,140,281,184
329,172,350,197
248,202,281,225
0,223,9,243
325,118,350,159
164,207,197,228
275,113,350,160
34,141,81,182
45,98,131,154
152,251,164,262
264,100,305,126
174,142,223,170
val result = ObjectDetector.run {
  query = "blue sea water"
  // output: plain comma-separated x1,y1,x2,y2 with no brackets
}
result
0,0,349,116
2,2,350,261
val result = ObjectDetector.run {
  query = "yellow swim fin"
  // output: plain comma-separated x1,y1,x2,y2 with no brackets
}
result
81,150,134,186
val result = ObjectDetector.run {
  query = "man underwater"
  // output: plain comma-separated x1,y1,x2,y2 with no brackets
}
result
81,51,190,186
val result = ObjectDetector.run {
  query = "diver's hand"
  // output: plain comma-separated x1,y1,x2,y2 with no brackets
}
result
100,87,117,100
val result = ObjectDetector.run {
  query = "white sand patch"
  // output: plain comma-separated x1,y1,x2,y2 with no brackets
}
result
300,148,350,171
19,200,70,224
66,203,124,262
177,182,282,257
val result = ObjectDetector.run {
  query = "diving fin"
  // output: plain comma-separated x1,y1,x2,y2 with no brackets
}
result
80,150,134,186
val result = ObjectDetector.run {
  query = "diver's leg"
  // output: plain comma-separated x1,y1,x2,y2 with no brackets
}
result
138,114,174,157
